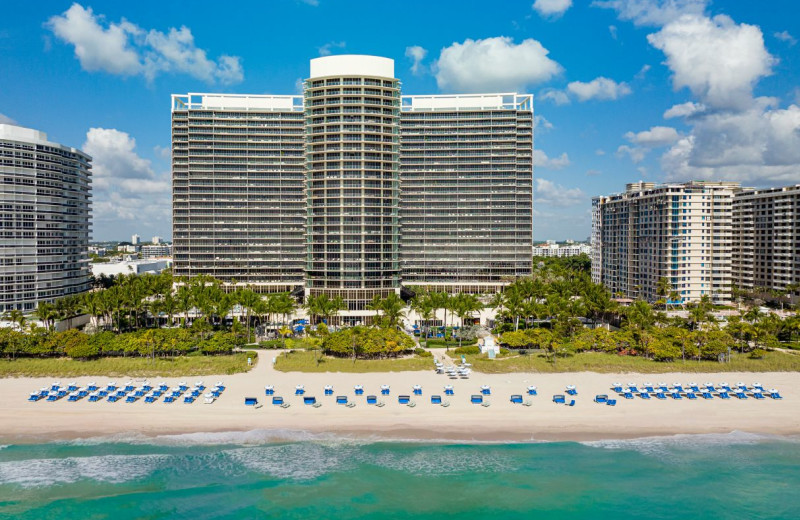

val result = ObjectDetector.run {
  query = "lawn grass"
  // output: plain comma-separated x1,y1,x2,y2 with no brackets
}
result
460,350,800,374
274,350,433,373
421,338,476,349
0,351,256,378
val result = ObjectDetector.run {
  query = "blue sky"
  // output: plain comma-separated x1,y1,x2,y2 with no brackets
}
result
1,0,799,241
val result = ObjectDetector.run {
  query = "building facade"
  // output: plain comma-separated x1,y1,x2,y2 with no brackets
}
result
732,185,800,301
0,124,92,313
172,55,533,316
592,181,739,304
532,243,591,258
140,244,172,259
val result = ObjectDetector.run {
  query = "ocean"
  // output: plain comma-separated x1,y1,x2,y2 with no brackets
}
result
0,431,798,519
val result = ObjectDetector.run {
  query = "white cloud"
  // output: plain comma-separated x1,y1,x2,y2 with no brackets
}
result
616,144,648,163
592,0,708,27
774,30,797,46
539,88,570,105
533,0,572,18
635,64,651,79
299,0,319,5
586,169,602,176
153,144,171,161
83,128,171,237
533,149,571,169
624,126,680,147
609,25,619,40
318,41,345,56
647,14,776,110
405,45,428,74
0,113,16,125
663,101,705,119
595,149,606,156
567,77,632,101
46,3,242,84
535,178,586,207
534,115,554,132
435,36,562,93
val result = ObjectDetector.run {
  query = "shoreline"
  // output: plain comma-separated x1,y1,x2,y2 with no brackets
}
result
2,355,799,445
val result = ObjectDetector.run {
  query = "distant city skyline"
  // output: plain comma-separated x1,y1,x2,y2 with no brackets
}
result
1,1,799,241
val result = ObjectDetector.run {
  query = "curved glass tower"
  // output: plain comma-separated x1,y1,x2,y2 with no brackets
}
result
304,56,401,319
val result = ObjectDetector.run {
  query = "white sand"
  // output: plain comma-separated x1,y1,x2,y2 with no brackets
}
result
1,352,799,443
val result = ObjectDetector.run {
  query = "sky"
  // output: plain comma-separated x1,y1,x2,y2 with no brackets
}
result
1,0,799,242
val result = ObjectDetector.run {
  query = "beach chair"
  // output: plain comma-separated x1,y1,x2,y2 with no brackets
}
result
66,392,79,402
565,386,578,396
46,392,60,402
126,395,138,403
38,388,49,397
295,387,305,396
272,396,284,405
183,396,195,404
142,384,153,392
480,386,491,396
204,394,215,404
769,390,783,400
88,393,102,402
215,383,226,392
106,383,117,392
752,392,765,400
752,383,764,392
145,395,157,404
552,394,566,404
28,392,41,402
471,395,484,404
336,396,349,405
567,400,576,407
190,388,201,397
606,399,617,406
432,395,443,405
77,388,89,398
57,389,68,398
164,396,175,404
413,385,423,396
211,389,222,398
324,386,333,396
158,383,169,392
510,395,523,404
611,384,623,393
67,383,78,392
718,391,731,400
686,392,698,400
701,391,713,399
670,392,682,400
639,392,651,400
304,396,317,405
444,386,454,396
366,395,378,405
655,392,666,400
98,390,108,397
87,383,98,392
178,382,188,392
734,391,748,400
381,385,390,396
265,386,275,395
644,385,655,393
689,384,701,393
623,391,634,400
527,386,537,396
354,386,364,396
152,390,163,397
594,394,608,404
658,384,669,393
628,385,639,394
107,394,120,403
124,384,135,393
134,389,145,398
398,395,411,405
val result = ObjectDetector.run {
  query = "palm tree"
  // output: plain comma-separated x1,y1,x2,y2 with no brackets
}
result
656,277,672,310
272,293,299,327
3,309,27,332
175,283,193,327
80,293,104,330
452,293,483,348
236,288,261,342
305,293,344,325
410,291,436,346
33,302,58,331
368,293,406,329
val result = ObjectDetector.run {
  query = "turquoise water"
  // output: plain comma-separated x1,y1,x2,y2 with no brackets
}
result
0,431,798,519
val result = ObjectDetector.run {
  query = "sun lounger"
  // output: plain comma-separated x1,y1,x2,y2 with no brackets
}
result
701,391,713,399
243,397,257,406
567,400,576,407
670,392,682,400
413,385,422,396
655,392,666,400
142,384,153,392
190,389,201,397
77,388,89,397
718,391,731,399
686,392,697,400
623,391,634,400
734,391,748,399
336,396,348,405
126,395,138,403
639,392,651,400
158,383,168,392
145,395,157,404
645,385,655,393
295,385,305,396
509,395,523,404
398,395,411,405
606,399,617,406
444,386,454,396
752,392,765,400
67,383,78,392
134,389,145,397
46,392,60,402
107,394,120,403
272,396,284,405
366,395,378,405
98,390,108,397
211,389,222,397
689,385,700,393
324,385,333,396
163,396,175,403
265,386,275,395
381,385,390,395
594,394,608,404
628,386,639,394
527,386,537,396
769,391,783,400
68,392,81,402
354,385,364,396
88,393,102,402
183,396,195,404
432,395,443,405
28,392,41,402
611,383,623,393
565,386,578,396
304,396,317,405
470,395,483,404
552,394,566,404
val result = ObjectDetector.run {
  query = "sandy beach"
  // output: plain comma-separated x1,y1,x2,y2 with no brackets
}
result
1,352,798,443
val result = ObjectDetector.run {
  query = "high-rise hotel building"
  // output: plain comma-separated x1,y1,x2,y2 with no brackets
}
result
172,55,533,318
0,124,92,313
592,181,739,304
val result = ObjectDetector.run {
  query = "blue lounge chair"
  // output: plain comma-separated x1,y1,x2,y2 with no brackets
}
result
686,392,697,400
366,395,378,405
413,387,423,396
46,393,60,402
445,387,454,396
381,387,390,395
87,383,98,392
354,387,364,396
324,387,333,396
211,389,222,397
134,389,145,397
28,393,41,402
658,385,669,393
690,385,700,393
510,395,523,404
98,390,108,397
567,400,576,407
126,395,138,403
606,399,617,406
655,392,666,400
701,392,713,399
158,384,168,392
57,390,68,398
639,392,651,400
399,395,411,405
623,391,634,400
304,396,317,405
67,383,78,392
272,396,284,405
152,390,163,397
183,396,195,404
124,385,135,393
295,388,305,396
144,395,157,403
645,385,655,393
68,393,81,402
142,385,152,392
552,394,566,404
244,397,258,406
164,396,175,403
629,386,639,394
88,394,102,402
195,385,205,392
107,395,120,403
752,392,765,400
470,395,483,404
190,389,201,397
178,384,188,392
480,387,491,396
594,394,608,404
718,391,731,399
735,391,748,399
670,392,682,400
566,387,578,396
527,386,537,396
611,385,623,393
432,395,443,405
336,396,348,405
770,391,783,400
106,384,117,392
265,386,275,395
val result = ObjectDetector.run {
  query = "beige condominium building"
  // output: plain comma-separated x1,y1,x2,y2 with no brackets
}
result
592,181,739,304
0,124,92,313
732,185,800,302
172,55,533,323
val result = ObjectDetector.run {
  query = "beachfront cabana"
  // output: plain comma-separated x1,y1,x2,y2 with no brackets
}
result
272,396,284,405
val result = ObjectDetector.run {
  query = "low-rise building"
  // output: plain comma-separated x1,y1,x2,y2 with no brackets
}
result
91,259,172,277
